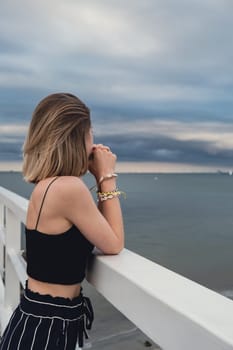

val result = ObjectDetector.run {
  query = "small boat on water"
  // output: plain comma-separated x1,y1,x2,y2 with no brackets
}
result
217,170,233,176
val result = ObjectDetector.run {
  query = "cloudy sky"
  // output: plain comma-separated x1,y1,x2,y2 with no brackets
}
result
0,0,233,171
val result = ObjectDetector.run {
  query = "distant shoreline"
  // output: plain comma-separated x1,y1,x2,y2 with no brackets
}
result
0,161,230,174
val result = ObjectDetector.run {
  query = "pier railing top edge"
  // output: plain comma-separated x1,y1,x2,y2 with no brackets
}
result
0,186,28,224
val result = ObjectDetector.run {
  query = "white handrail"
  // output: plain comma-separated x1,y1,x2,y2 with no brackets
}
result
1,186,233,349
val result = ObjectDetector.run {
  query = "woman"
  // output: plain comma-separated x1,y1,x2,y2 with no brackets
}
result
0,92,124,349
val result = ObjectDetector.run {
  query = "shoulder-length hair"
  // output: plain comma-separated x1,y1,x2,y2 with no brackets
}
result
23,93,91,183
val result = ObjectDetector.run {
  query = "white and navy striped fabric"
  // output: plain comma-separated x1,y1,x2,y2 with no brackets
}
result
0,282,94,350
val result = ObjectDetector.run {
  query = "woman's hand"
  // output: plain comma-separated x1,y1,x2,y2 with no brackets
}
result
88,144,117,182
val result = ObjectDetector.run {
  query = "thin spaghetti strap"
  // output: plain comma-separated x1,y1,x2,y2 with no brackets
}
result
35,177,59,230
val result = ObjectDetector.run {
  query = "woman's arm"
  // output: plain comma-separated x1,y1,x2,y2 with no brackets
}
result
62,145,124,254
62,177,124,254
97,177,124,250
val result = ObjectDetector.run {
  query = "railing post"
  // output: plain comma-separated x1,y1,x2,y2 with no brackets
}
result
0,204,5,280
5,208,21,309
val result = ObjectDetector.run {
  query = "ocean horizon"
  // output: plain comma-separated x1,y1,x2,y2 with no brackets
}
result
0,160,232,174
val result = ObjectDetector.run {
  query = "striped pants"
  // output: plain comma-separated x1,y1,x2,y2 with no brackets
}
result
0,282,94,350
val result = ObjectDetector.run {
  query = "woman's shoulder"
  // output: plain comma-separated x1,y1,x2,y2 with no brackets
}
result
56,175,83,187
31,176,87,203
54,176,93,214
51,176,88,198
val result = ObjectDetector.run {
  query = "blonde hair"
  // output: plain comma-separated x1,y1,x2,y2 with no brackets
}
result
23,93,91,183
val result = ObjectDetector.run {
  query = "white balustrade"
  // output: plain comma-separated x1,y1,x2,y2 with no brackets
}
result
0,186,233,349
0,203,5,279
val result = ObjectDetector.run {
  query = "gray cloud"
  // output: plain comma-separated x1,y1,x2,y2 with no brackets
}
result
93,133,233,166
0,0,233,167
1,118,233,167
0,142,23,161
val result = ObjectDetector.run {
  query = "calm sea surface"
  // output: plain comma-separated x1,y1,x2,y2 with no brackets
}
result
0,171,233,299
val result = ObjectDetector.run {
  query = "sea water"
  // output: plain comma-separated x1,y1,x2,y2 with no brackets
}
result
0,171,233,299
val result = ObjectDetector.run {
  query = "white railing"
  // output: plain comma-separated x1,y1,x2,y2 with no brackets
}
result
1,186,233,350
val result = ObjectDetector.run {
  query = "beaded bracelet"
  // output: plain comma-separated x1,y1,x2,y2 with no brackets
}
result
97,189,126,202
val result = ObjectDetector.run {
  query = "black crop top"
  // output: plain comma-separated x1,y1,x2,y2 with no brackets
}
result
25,177,94,285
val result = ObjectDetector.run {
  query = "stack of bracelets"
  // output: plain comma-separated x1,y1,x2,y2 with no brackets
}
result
90,173,126,202
97,189,126,202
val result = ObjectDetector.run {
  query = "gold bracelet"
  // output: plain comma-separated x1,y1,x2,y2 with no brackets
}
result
97,189,126,202
89,173,118,192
